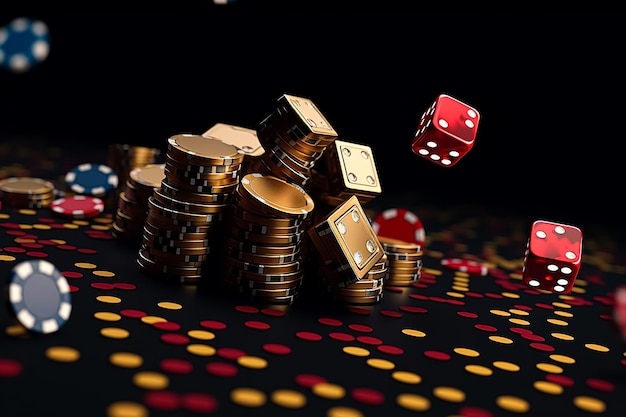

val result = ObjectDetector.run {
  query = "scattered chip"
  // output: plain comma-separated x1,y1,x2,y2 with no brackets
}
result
372,207,425,247
441,258,488,276
0,17,50,73
64,163,119,196
8,259,72,334
51,195,105,219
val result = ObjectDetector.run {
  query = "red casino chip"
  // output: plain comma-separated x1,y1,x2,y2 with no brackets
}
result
51,195,105,219
371,207,425,247
441,258,488,276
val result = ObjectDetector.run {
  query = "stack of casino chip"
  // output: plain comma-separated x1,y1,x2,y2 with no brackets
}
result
306,195,387,305
0,176,56,209
250,94,339,188
106,144,163,195
378,236,423,286
220,172,314,304
137,134,244,284
112,163,165,240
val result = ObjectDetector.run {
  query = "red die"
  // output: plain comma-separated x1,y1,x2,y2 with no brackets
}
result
613,285,626,339
521,220,583,294
411,93,480,167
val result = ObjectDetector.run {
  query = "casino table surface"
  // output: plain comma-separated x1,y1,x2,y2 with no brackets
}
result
1,135,626,417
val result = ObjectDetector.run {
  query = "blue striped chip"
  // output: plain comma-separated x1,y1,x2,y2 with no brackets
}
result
0,16,50,73
9,259,72,334
65,163,119,196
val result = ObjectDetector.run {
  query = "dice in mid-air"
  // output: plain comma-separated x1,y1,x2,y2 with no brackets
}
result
411,93,480,167
521,220,583,294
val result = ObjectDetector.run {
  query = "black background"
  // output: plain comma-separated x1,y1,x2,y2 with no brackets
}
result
1,5,624,237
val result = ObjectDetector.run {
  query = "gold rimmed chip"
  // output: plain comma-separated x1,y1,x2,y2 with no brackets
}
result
238,173,314,218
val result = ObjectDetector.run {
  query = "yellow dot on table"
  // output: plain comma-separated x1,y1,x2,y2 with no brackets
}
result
132,371,169,390
547,318,568,326
73,220,89,226
533,380,563,395
101,327,130,339
551,332,574,341
19,209,37,215
327,406,364,417
110,352,143,368
91,224,111,231
312,383,346,399
554,310,573,318
585,343,610,352
51,239,65,244
552,302,571,309
75,262,97,269
97,295,122,304
489,335,514,344
402,328,426,338
454,347,480,357
94,312,122,322
0,213,9,219
0,254,16,261
45,346,80,362
18,224,32,229
490,309,511,317
501,291,520,299
496,395,530,413
422,267,441,276
140,315,167,324
536,363,563,374
392,371,421,384
509,308,530,316
270,389,307,409
343,346,370,357
452,285,469,292
238,355,268,369
549,354,575,364
465,364,493,376
33,223,52,230
106,401,148,417
366,358,395,370
63,223,79,229
5,324,28,337
433,386,466,402
493,361,520,372
187,344,216,356
188,329,215,340
571,286,586,294
446,291,465,298
509,318,530,326
573,396,606,413
230,387,267,407
93,270,115,277
158,301,183,310
397,393,431,411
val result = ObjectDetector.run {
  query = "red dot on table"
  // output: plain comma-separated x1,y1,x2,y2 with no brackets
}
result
200,320,227,330
328,332,355,342
263,343,292,355
120,309,147,318
261,308,285,317
400,305,428,314
521,333,545,342
205,362,238,377
91,282,115,290
465,292,484,299
424,350,451,361
69,285,79,293
217,347,247,360
160,358,193,374
348,324,373,333
409,293,428,301
56,244,77,251
586,378,615,392
429,296,447,303
529,342,555,352
295,331,322,341
410,282,428,289
3,247,26,253
318,317,343,327
160,333,190,345
295,373,327,388
513,304,533,311
62,271,83,279
346,306,371,315
485,293,503,299
22,243,44,249
474,324,498,332
377,345,404,355
509,327,532,335
384,285,404,293
37,218,55,224
535,303,554,310
351,387,385,405
457,311,478,318
380,309,403,318
154,321,182,332
114,282,136,290
457,405,494,417
546,374,575,387
180,392,219,413
0,359,23,377
235,305,259,314
77,248,97,254
447,299,465,306
245,320,271,330
143,390,180,411
357,335,383,346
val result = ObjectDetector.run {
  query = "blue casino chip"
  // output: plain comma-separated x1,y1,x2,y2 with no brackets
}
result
0,16,50,73
65,163,119,196
9,259,72,334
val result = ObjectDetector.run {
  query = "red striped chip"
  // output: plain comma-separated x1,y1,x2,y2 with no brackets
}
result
441,258,488,276
51,195,104,219
371,207,425,247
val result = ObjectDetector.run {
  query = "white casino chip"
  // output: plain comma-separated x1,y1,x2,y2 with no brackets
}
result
0,17,50,73
9,259,72,334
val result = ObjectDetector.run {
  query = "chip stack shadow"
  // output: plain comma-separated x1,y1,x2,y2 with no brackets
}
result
136,134,244,284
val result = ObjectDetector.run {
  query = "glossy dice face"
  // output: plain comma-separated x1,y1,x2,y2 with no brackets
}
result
411,94,480,167
521,220,583,293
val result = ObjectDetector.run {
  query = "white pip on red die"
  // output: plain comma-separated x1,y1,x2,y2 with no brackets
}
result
521,220,583,294
411,93,480,167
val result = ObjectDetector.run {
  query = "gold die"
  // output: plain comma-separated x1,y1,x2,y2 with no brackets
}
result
313,195,384,281
202,123,265,158
327,139,382,196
